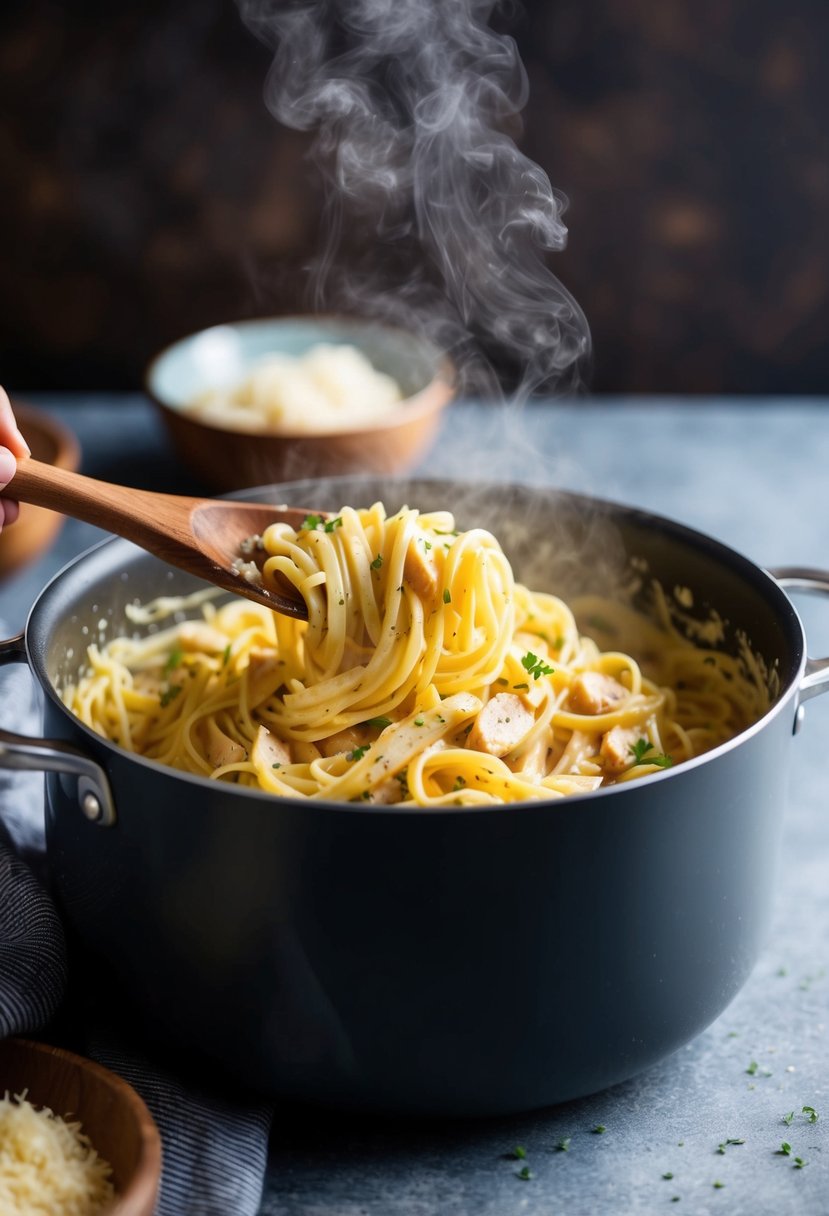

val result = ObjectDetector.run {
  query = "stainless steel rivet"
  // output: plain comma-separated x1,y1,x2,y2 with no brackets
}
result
793,704,806,735
81,790,102,822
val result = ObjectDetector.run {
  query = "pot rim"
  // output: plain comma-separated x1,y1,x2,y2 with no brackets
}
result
24,478,807,816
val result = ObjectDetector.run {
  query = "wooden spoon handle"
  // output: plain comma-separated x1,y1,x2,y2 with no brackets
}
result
11,456,213,569
11,457,197,534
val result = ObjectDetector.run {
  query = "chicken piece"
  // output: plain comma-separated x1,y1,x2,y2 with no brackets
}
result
404,535,438,601
466,693,534,758
245,650,286,706
319,726,370,759
251,724,292,770
600,725,641,773
195,718,247,768
568,672,627,715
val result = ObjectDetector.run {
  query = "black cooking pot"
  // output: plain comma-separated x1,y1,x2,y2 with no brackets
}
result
2,477,827,1117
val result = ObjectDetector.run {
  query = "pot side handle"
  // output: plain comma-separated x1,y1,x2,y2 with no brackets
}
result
770,567,829,704
0,632,116,826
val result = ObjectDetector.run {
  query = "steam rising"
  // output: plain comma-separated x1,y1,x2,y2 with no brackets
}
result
239,0,590,398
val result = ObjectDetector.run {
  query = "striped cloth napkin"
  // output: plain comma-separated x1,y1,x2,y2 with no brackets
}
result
0,652,273,1215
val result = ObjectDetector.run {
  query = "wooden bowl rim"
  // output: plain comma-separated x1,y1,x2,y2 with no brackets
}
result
11,400,82,471
144,313,456,440
0,1036,162,1216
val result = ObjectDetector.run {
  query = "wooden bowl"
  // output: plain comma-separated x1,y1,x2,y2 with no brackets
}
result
0,402,81,578
145,316,455,492
0,1037,161,1216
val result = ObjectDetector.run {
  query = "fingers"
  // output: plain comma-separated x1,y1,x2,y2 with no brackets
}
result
0,386,31,459
0,497,19,529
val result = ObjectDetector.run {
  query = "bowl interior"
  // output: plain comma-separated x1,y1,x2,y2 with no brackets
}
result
147,317,448,412
0,1037,161,1216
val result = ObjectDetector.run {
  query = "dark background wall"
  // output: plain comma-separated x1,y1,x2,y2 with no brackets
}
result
1,0,827,394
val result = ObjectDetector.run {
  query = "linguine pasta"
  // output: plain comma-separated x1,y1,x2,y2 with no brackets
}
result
63,503,768,806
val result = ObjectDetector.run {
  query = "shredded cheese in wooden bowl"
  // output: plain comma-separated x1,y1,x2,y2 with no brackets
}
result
0,1091,115,1215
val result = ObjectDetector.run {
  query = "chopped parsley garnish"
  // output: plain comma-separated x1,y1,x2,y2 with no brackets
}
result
629,738,674,768
793,1156,807,1168
413,716,425,726
802,1105,818,1123
423,540,432,551
777,1142,792,1156
160,684,182,708
554,1138,570,1152
371,554,383,570
782,1111,794,1126
592,1125,606,1135
513,682,530,691
452,776,467,791
164,644,183,674
712,1180,724,1189
347,745,370,762
443,588,452,604
510,1145,527,1160
516,1166,532,1181
520,651,554,681
271,762,281,769
663,1171,674,1180
746,1060,759,1076
222,643,232,667
365,716,392,730
302,514,343,533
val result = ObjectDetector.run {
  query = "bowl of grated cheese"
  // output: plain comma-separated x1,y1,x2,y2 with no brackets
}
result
146,315,455,492
0,1037,160,1216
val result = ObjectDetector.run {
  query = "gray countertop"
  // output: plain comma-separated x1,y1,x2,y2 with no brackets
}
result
1,395,827,1215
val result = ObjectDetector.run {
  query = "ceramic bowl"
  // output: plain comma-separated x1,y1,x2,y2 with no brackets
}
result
145,316,455,492
0,403,81,578
0,1036,161,1216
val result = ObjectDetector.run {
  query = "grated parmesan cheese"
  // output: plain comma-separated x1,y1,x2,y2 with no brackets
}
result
0,1091,115,1216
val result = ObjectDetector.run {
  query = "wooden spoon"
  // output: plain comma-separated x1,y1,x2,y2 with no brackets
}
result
11,457,314,619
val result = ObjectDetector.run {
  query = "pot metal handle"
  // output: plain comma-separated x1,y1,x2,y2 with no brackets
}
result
0,632,116,826
770,567,829,704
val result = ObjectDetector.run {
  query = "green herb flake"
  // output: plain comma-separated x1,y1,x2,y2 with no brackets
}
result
365,716,393,730
793,1156,807,1169
516,1165,532,1181
160,684,183,708
745,1060,759,1076
713,1180,725,1189
413,716,425,727
496,677,509,686
347,745,370,762
423,540,432,551
777,1142,792,1156
452,776,467,792
301,513,324,531
592,1125,606,1135
663,1171,674,1180
164,645,183,674
222,643,232,667
443,588,452,604
782,1112,794,1126
510,1145,527,1160
802,1106,818,1123
371,554,384,570
520,651,555,681
513,682,530,691
629,738,674,768
271,762,281,770
671,1198,680,1204
555,1138,571,1152
324,516,343,533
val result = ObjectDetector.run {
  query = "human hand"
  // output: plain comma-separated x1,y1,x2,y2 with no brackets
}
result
0,387,31,532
